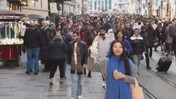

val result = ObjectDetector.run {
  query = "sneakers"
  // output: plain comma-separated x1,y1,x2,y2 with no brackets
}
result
26,71,30,75
78,96,82,99
26,69,33,75
49,78,53,86
102,82,106,88
34,72,38,75
71,96,82,99
60,78,65,83
146,66,151,70
49,82,53,86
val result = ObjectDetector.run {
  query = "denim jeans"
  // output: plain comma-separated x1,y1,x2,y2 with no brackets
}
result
132,54,141,70
71,65,83,98
26,48,40,73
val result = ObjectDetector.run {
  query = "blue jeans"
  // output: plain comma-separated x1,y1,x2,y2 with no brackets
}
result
71,65,83,98
26,48,40,73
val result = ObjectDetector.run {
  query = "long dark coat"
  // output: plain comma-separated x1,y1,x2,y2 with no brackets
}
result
40,27,55,61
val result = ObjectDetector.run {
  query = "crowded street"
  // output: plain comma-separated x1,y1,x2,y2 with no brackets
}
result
1,0,176,99
0,50,176,99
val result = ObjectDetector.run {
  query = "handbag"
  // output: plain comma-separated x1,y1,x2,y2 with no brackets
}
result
131,77,144,99
87,56,100,72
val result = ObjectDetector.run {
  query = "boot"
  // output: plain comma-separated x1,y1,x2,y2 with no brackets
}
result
87,71,91,78
84,68,86,75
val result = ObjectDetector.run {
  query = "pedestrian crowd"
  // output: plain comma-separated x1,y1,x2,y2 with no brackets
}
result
20,14,176,99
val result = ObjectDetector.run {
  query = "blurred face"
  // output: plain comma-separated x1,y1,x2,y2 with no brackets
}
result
113,42,123,56
116,18,120,22
72,33,79,42
117,31,123,39
50,24,55,29
121,24,125,29
134,29,139,36
42,22,47,28
125,23,130,28
107,18,110,21
87,25,93,31
142,28,146,31
99,29,106,36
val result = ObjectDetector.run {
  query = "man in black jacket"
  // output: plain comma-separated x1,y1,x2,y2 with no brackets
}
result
24,21,42,75
67,31,88,99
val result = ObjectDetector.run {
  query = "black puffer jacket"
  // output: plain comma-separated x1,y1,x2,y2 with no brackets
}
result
130,35,145,55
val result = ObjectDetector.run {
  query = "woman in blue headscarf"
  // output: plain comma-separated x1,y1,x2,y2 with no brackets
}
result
89,40,138,99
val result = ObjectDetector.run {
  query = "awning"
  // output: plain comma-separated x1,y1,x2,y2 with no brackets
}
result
0,9,26,16
27,14,47,19
7,0,21,3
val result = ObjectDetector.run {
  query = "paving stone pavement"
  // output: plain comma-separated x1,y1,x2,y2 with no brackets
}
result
0,64,105,99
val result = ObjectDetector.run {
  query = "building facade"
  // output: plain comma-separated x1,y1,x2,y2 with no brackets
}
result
91,0,112,12
63,1,75,15
22,0,48,16
0,0,7,10
91,0,132,13
116,0,131,13
146,0,176,19
0,0,48,16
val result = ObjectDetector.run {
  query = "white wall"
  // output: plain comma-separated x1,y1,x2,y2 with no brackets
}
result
26,0,48,10
116,0,131,13
75,0,82,15
0,0,7,10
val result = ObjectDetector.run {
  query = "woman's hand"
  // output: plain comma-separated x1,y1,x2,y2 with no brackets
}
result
114,72,126,80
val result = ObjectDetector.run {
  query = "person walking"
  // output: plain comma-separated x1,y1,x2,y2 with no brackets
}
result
89,40,138,99
130,28,145,74
83,24,96,78
67,31,88,99
92,27,114,87
140,25,155,70
48,33,66,85
60,27,72,78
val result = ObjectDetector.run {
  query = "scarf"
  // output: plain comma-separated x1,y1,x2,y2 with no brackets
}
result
71,42,82,75
106,55,132,99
